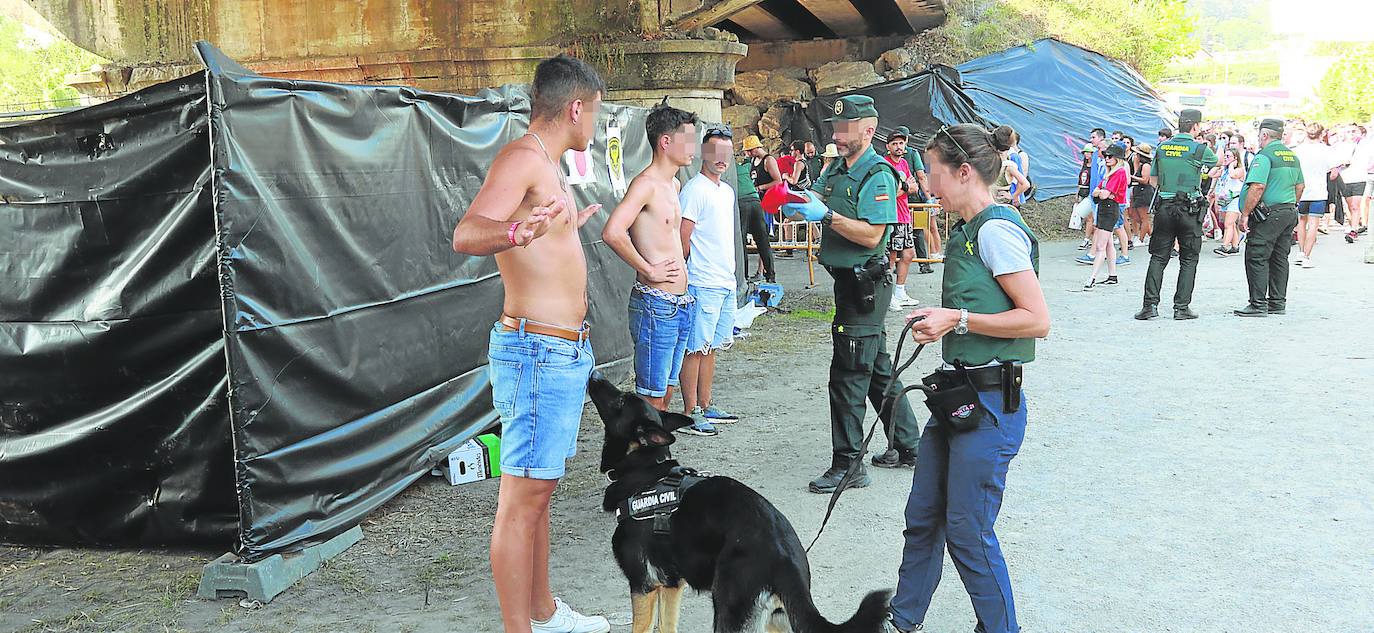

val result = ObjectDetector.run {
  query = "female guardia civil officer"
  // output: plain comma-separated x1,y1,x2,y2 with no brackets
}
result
884,124,1051,633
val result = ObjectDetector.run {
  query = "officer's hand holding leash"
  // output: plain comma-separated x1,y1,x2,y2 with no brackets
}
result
781,190,829,222
906,307,961,344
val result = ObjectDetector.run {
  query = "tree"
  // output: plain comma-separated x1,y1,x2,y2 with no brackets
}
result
1312,44,1374,123
0,15,106,113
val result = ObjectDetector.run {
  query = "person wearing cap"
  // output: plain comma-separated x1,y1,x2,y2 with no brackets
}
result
1235,118,1303,317
888,125,936,274
780,94,921,492
1136,108,1218,321
821,142,841,173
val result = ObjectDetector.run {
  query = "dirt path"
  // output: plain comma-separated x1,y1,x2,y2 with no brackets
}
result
3,236,1371,633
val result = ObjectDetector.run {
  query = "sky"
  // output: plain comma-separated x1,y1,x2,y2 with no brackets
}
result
1270,0,1374,40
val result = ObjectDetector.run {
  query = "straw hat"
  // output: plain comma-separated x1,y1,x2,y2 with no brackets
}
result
822,143,840,158
741,135,764,151
1132,143,1154,159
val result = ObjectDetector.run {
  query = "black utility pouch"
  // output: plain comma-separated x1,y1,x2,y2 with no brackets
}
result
921,370,988,433
1251,203,1269,223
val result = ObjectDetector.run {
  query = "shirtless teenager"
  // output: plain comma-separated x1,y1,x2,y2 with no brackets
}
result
451,54,610,633
602,104,699,414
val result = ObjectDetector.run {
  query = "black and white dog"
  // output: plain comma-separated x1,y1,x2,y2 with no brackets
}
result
588,373,890,633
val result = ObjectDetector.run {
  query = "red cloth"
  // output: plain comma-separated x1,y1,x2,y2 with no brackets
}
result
777,155,799,183
1103,168,1129,204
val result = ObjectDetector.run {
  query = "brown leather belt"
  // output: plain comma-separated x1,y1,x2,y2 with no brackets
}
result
499,314,591,343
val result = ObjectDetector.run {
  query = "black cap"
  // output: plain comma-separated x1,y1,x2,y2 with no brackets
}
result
1104,142,1128,159
1178,109,1202,128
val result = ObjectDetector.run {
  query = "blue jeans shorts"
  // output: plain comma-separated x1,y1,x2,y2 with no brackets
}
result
1298,200,1328,216
686,285,736,354
628,287,694,398
487,322,594,480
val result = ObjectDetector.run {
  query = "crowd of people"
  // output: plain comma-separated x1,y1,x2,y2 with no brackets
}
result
1072,117,1372,288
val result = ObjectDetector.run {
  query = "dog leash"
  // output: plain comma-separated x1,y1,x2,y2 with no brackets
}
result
806,315,930,553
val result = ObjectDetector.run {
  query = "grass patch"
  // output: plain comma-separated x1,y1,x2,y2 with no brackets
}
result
319,558,373,596
416,552,471,591
789,308,835,321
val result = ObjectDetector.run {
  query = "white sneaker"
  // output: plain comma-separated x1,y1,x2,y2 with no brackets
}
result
893,288,920,308
1301,257,1315,269
1292,253,1306,265
531,598,610,633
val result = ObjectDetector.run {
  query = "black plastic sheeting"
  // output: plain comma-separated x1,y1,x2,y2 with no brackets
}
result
800,39,1174,200
0,75,239,546
2,42,736,559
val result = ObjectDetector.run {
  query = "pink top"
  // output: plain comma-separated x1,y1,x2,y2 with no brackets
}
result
1103,168,1129,204
885,155,913,224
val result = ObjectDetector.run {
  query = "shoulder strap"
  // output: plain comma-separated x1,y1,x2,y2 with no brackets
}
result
861,160,899,189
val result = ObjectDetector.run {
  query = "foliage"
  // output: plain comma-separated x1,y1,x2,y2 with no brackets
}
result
1186,0,1272,53
1311,44,1374,124
1158,59,1280,86
0,15,105,113
915,0,1198,81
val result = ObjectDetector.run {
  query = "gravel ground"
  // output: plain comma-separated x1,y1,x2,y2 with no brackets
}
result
2,234,1371,633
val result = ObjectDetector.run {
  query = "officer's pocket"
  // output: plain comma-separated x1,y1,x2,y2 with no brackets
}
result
832,332,880,372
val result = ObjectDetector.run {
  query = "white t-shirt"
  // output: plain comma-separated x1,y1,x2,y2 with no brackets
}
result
1293,142,1333,202
1346,139,1374,183
680,172,738,290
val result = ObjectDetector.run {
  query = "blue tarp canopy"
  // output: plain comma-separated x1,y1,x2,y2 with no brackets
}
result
802,39,1176,200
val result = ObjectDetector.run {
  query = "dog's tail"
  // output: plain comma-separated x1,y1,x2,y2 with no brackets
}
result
776,573,891,633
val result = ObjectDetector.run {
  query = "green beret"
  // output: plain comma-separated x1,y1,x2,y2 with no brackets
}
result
826,95,879,122
1259,118,1284,134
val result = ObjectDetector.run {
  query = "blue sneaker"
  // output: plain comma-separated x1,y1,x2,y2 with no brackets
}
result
1116,255,1131,265
1075,254,1094,265
679,411,719,436
702,406,739,423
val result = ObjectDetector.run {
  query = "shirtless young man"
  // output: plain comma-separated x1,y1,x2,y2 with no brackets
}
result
451,54,609,633
602,104,699,415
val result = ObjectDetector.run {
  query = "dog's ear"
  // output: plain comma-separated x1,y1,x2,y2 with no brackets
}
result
658,412,697,433
637,425,676,448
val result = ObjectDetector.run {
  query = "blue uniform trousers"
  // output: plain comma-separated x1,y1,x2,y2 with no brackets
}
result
890,389,1027,633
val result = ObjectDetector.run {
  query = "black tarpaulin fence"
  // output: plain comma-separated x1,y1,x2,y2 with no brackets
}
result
800,39,1176,201
1,42,739,560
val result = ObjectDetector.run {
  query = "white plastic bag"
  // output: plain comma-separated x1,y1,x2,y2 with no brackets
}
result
1069,196,1092,230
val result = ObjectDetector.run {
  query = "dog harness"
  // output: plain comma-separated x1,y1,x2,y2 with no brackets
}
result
614,466,707,535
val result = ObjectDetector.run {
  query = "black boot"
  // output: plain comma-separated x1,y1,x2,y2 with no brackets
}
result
871,448,917,469
808,464,871,494
1134,305,1159,320
1174,306,1198,320
1233,303,1268,317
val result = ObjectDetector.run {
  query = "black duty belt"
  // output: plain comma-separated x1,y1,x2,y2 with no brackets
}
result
614,466,707,535
937,363,1022,391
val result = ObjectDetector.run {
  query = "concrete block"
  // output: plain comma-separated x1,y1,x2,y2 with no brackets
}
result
197,526,363,603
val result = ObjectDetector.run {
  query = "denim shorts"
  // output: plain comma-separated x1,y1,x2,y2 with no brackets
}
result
628,287,694,398
487,322,594,480
686,285,736,354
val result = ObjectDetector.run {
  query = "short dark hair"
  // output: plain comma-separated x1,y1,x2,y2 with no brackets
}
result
1111,130,1124,137
530,54,606,122
1158,127,1173,138
1090,128,1107,139
925,124,1013,185
789,140,806,153
645,104,699,151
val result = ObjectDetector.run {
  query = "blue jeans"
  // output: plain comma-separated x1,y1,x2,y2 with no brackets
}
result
686,284,736,354
628,288,694,398
891,389,1027,633
487,322,594,480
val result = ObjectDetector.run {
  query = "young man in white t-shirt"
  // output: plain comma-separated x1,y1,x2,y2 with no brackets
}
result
1292,124,1336,267
678,128,741,435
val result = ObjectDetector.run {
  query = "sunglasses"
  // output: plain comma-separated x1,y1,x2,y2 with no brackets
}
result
703,127,733,142
935,125,969,162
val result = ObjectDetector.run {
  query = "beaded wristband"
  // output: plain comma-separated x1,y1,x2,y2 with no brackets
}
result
507,221,521,247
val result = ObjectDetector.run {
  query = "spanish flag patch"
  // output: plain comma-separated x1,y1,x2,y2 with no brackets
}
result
873,194,890,202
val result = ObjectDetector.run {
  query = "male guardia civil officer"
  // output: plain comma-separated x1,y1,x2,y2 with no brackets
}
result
1136,109,1217,321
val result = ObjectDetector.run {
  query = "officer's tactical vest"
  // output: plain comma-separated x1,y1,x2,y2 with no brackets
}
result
817,159,898,267
1246,142,1301,206
1155,135,1209,198
942,206,1040,365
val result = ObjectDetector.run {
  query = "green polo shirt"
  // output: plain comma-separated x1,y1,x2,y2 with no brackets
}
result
735,161,758,200
903,147,925,172
812,145,898,267
1153,133,1218,199
1245,140,1303,206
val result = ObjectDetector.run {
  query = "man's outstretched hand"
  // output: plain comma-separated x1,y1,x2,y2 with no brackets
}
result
514,197,567,246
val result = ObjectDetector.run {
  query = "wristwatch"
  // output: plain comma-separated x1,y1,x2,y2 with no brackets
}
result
954,308,969,335
822,209,834,226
